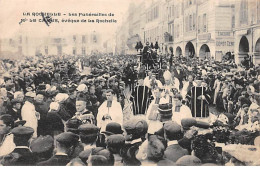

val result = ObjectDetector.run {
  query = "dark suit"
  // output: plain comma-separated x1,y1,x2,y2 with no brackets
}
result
1,147,36,166
37,154,70,166
164,143,189,162
121,141,143,166
7,108,22,121
173,69,184,89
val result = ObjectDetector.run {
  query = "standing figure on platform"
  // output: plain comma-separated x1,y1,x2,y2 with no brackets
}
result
186,77,211,118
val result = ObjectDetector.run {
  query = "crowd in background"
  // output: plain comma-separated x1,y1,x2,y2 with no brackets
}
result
0,50,259,166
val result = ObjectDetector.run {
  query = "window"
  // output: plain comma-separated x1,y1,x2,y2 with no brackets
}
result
232,16,235,28
82,35,86,43
169,7,171,19
198,16,201,33
257,0,260,23
189,15,192,31
240,0,248,25
172,5,175,18
73,35,76,42
18,46,22,54
45,46,48,55
73,47,76,55
193,13,196,30
177,24,180,38
203,13,207,32
185,16,189,32
82,47,86,55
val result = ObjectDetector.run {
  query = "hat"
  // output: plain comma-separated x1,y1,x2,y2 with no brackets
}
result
163,121,182,137
66,118,83,133
14,120,26,127
11,126,34,136
55,93,69,103
158,103,173,122
195,121,211,129
89,155,108,166
11,99,22,105
0,114,14,127
77,84,87,92
124,118,148,136
30,135,54,153
25,91,36,98
91,148,114,166
181,118,197,130
101,122,124,136
106,134,125,147
78,124,99,137
56,132,79,146
195,76,203,81
79,149,92,163
176,155,201,166
5,83,14,90
49,102,60,112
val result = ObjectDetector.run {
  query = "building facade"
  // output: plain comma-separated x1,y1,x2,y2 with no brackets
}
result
0,31,102,58
171,0,235,61
233,0,260,64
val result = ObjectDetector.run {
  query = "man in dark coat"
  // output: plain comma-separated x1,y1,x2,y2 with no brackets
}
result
7,99,22,121
172,64,185,89
37,132,79,166
34,93,50,136
1,126,36,166
121,118,148,166
163,121,189,162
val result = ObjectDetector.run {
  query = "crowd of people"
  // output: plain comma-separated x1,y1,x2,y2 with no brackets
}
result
0,49,259,166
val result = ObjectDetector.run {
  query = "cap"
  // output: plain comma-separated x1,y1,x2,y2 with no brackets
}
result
79,149,92,163
195,121,211,129
101,122,123,136
89,155,108,166
163,121,182,136
158,103,172,122
66,118,82,128
158,103,173,122
176,155,201,166
49,102,60,112
0,114,14,127
77,84,87,92
11,126,34,136
30,135,54,153
91,148,113,166
56,132,79,145
25,91,36,98
78,124,99,137
106,134,125,147
181,118,197,130
55,93,69,103
5,83,15,90
14,120,26,127
124,118,148,136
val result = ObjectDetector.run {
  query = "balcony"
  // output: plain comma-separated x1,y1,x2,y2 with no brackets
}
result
164,32,173,43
